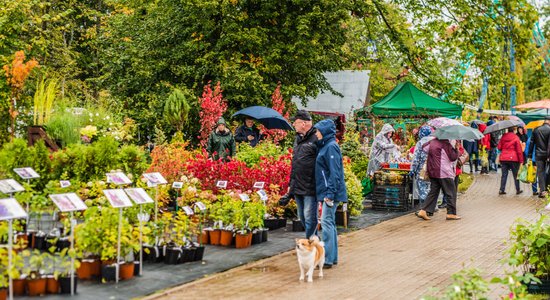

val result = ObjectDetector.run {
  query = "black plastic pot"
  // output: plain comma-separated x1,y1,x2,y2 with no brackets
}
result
292,219,305,232
101,265,116,282
278,218,287,229
164,247,181,265
263,218,280,231
33,235,46,250
251,231,263,245
57,238,71,252
59,276,77,294
194,246,205,261
133,261,140,276
180,248,196,263
261,229,268,243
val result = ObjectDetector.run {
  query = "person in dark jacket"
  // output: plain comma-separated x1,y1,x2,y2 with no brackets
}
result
528,117,550,198
234,117,263,147
314,119,347,268
463,122,480,173
498,128,524,195
279,110,318,239
487,119,500,172
206,117,236,161
516,127,528,143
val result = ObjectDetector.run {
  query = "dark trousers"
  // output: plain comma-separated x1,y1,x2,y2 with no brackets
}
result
442,175,460,205
468,152,479,172
536,160,548,193
489,149,498,171
499,161,520,192
422,178,457,215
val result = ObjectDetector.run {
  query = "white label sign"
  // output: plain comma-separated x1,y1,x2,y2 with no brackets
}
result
182,206,194,215
256,190,268,201
0,179,25,194
0,198,28,221
195,202,207,211
49,193,87,212
239,194,250,202
172,182,183,189
124,188,154,204
60,180,71,188
342,203,348,212
106,172,132,185
253,181,265,189
216,181,228,189
103,189,134,208
142,172,168,185
13,167,40,179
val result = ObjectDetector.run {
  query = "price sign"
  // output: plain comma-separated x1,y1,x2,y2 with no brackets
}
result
182,206,194,216
172,182,183,189
60,180,71,188
195,202,207,211
216,181,228,189
239,194,250,202
253,182,265,189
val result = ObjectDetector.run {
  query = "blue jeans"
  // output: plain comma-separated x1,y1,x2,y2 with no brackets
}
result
489,149,498,171
321,201,339,265
295,195,318,239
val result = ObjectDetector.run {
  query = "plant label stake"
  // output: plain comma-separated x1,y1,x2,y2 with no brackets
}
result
14,168,39,229
103,189,133,283
216,180,228,189
60,180,71,188
182,206,194,216
48,193,87,295
144,173,168,221
253,182,265,189
172,182,183,214
124,188,153,277
239,194,250,202
194,202,207,246
0,198,28,300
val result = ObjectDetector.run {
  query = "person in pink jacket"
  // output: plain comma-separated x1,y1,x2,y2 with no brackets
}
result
498,128,524,195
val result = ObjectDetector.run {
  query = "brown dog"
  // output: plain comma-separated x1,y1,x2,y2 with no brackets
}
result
295,236,325,282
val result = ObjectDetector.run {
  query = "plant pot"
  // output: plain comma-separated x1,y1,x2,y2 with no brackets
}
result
194,246,205,261
133,261,140,276
220,230,233,247
235,232,252,249
33,235,47,250
263,218,279,231
27,278,47,296
180,248,196,263
335,209,350,226
251,231,263,245
77,259,100,279
12,278,26,296
209,229,221,245
56,238,71,252
119,262,134,280
46,276,59,294
526,277,550,294
200,231,209,245
59,276,77,294
261,229,268,243
142,245,160,263
0,288,6,300
164,247,181,265
278,218,287,229
292,219,305,232
101,264,116,282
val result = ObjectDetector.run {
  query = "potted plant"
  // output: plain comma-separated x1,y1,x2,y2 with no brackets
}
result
74,207,102,279
248,201,267,245
233,200,251,249
56,248,81,294
0,248,24,299
507,214,550,293
24,250,48,296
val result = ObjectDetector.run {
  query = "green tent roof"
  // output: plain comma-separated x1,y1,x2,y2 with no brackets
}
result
366,82,463,118
516,109,550,124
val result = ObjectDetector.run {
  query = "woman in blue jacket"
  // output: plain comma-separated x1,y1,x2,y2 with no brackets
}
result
313,119,347,268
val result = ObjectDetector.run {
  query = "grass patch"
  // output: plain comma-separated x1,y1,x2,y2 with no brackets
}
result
458,173,474,193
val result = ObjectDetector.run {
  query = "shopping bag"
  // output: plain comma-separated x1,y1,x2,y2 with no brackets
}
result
527,161,537,183
518,164,529,183
361,177,373,196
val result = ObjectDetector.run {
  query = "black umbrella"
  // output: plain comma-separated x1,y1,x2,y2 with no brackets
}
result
483,119,524,134
232,106,293,130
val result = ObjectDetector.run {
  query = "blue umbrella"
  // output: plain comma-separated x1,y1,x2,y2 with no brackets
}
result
232,106,294,130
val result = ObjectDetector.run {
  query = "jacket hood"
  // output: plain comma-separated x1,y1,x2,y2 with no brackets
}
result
314,119,336,142
217,117,227,126
379,124,395,136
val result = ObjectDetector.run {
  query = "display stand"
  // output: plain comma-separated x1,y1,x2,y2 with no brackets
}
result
103,188,134,283
124,187,153,276
13,167,40,226
143,173,167,222
194,202,207,246
48,192,87,295
0,198,28,300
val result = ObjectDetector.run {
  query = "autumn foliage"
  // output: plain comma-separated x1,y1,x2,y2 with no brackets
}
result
260,83,290,144
198,81,227,147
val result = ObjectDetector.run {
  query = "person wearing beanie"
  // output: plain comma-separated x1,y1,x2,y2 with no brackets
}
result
207,117,236,161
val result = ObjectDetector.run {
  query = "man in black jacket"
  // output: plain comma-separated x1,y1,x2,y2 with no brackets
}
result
235,117,262,147
528,116,550,198
280,110,319,238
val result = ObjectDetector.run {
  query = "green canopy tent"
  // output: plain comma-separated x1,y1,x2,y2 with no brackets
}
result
516,109,550,124
356,81,463,118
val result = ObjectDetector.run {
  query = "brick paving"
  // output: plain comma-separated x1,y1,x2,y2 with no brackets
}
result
144,174,543,300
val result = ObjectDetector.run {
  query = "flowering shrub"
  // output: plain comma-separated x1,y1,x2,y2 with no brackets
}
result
147,141,196,182
198,81,227,147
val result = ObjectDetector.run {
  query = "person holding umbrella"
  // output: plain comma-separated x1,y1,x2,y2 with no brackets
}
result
528,116,550,198
498,128,524,195
235,117,263,147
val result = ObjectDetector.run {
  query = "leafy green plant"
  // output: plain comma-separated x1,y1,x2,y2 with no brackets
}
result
45,108,83,147
164,88,192,132
507,214,550,280
344,158,363,216
421,268,489,300
0,248,24,289
235,141,287,167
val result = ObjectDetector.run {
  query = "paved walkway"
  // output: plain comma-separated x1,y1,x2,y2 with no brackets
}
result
145,173,543,300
